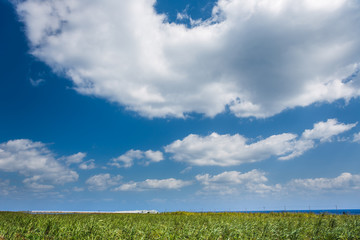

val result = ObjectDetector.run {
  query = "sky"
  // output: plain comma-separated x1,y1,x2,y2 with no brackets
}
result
0,0,360,212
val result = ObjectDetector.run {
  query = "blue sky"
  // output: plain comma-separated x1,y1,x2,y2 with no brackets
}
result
1,0,360,212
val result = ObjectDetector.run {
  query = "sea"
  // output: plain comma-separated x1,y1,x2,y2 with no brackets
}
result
231,209,360,215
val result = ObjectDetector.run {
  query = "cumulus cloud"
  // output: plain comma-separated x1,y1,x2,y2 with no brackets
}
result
279,119,357,160
165,132,296,166
195,170,360,195
65,152,86,165
23,176,55,191
16,0,360,118
143,150,164,165
86,173,122,191
114,178,191,191
302,119,357,142
165,119,356,166
0,139,78,189
196,170,281,195
288,172,360,191
353,132,360,143
79,159,96,170
62,152,96,169
109,150,164,168
0,179,16,196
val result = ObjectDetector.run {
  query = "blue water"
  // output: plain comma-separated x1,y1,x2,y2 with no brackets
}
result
231,209,360,215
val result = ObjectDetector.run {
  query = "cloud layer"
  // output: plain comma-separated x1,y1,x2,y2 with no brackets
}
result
86,173,122,191
16,0,360,118
0,179,16,196
115,178,192,191
196,170,280,195
109,149,164,168
279,119,357,160
0,139,78,189
288,172,360,191
353,132,360,143
196,170,360,195
165,119,356,166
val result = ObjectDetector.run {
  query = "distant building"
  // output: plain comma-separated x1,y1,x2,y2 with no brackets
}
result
29,210,159,214
114,210,159,214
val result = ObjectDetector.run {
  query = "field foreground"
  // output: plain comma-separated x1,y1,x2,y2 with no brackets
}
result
0,212,359,239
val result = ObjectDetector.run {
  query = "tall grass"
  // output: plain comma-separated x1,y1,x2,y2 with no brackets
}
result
0,211,359,239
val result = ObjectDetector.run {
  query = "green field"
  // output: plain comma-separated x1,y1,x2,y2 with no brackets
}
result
0,212,359,239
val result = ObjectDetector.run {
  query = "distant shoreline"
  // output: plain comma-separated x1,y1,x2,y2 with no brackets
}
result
18,210,159,214
1,209,359,215
217,209,360,215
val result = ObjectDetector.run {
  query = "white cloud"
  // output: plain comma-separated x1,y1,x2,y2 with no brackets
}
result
114,178,191,191
29,78,45,87
288,173,360,191
86,173,122,191
144,150,164,165
353,132,360,143
0,139,78,189
141,178,191,189
116,183,138,191
110,150,142,168
16,0,360,118
62,152,95,169
302,119,357,142
0,179,16,196
279,119,357,160
23,176,55,191
73,187,84,192
65,152,86,165
180,166,192,174
165,119,356,166
165,132,296,166
79,159,96,170
276,139,314,160
109,149,163,168
176,9,203,27
195,171,360,195
196,170,281,195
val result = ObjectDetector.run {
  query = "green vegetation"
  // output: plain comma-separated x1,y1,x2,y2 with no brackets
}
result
0,211,359,239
